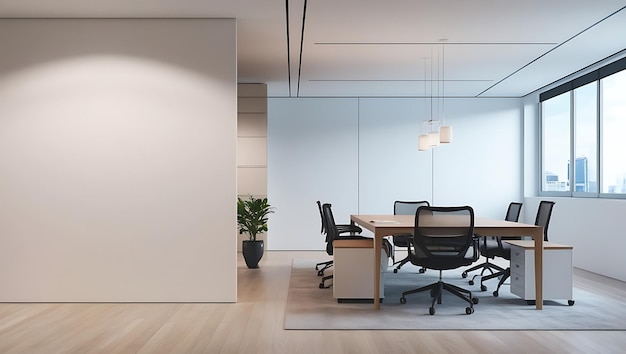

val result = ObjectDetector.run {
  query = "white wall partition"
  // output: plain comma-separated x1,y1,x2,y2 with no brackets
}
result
358,98,522,219
268,97,523,250
0,19,237,302
268,98,360,250
357,98,432,214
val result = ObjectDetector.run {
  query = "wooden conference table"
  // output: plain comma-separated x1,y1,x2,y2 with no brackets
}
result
350,214,545,310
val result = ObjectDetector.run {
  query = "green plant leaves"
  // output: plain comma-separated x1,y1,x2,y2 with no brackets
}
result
237,195,274,241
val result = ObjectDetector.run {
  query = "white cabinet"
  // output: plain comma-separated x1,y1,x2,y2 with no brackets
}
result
333,239,388,302
505,240,574,304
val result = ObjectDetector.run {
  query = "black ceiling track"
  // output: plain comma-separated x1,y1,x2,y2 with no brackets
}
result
297,0,308,97
285,0,292,97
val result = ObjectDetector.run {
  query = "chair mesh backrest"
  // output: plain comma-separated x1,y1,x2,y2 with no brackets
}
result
322,203,339,255
394,200,430,216
316,200,326,235
392,200,430,246
505,202,523,222
534,201,555,241
499,202,523,242
411,206,476,265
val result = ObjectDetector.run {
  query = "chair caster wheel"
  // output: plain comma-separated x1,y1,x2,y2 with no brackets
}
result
317,270,324,276
400,297,407,304
493,290,499,297
481,285,487,291
465,307,474,314
393,269,398,273
472,297,479,304
429,307,436,315
461,271,468,278
419,268,426,274
568,300,575,306
319,283,325,289
468,280,474,285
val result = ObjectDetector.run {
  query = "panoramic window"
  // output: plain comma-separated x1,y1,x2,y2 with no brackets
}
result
573,82,598,194
601,69,626,194
542,92,570,192
540,56,626,198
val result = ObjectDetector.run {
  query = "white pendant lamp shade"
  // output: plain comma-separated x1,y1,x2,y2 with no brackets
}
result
418,134,430,151
428,131,440,146
440,125,453,143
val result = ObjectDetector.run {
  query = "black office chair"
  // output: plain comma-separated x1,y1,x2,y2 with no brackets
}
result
400,206,480,315
391,200,430,273
462,202,523,290
315,201,362,276
484,200,555,297
319,203,369,288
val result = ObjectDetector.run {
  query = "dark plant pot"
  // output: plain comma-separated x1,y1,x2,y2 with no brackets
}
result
242,240,264,268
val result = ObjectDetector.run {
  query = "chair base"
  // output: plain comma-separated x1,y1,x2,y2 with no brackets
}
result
392,256,426,274
481,267,510,297
462,259,505,287
316,259,333,276
400,271,477,315
320,274,333,288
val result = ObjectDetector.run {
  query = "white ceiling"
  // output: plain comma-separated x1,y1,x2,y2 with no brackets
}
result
1,0,625,98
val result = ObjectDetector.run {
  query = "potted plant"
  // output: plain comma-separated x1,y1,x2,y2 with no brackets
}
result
237,195,274,268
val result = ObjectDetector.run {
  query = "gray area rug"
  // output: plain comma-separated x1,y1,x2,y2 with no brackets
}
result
284,259,626,330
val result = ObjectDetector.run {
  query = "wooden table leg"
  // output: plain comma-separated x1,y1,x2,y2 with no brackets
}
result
374,232,382,310
533,227,544,310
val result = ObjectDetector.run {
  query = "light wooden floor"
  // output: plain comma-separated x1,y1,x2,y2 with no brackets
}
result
1,251,625,354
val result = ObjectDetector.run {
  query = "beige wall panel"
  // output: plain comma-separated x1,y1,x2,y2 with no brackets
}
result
238,113,267,137
237,167,268,196
237,137,267,166
238,83,267,97
0,19,237,302
238,97,267,113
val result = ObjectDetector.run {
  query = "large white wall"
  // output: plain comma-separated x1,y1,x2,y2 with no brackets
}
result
268,97,522,250
0,19,237,301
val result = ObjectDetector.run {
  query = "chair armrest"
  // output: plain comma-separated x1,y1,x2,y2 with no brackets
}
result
336,224,362,234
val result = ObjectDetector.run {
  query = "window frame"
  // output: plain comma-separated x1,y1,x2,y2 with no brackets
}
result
539,56,626,199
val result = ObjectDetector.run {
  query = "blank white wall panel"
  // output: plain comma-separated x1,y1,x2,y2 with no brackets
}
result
358,98,433,214
430,98,523,218
268,98,359,250
0,19,237,302
358,97,522,219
